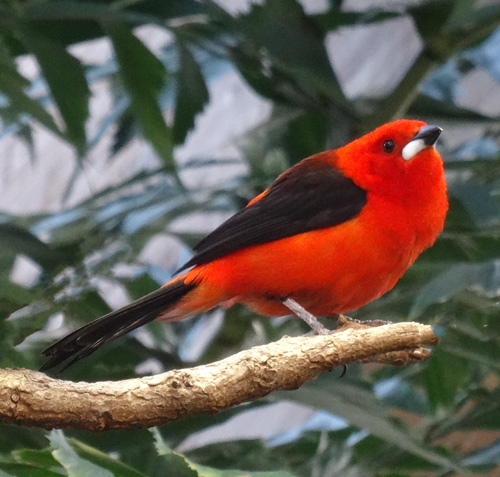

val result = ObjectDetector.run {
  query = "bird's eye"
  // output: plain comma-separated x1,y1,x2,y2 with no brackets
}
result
383,140,395,153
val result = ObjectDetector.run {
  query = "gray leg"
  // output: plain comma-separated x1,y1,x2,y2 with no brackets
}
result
281,298,329,335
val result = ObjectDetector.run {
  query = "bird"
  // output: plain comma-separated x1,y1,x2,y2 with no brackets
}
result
41,119,448,371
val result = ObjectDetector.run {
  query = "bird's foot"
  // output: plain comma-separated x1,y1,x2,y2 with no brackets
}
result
333,314,427,366
335,314,393,331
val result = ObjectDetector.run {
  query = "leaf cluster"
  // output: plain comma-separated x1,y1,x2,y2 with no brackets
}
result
1,0,500,475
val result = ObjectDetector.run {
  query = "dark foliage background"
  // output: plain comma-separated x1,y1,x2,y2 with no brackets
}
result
1,0,500,475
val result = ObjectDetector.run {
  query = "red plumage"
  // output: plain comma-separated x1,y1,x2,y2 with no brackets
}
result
42,119,447,370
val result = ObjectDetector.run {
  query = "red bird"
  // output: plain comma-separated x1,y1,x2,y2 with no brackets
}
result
42,119,448,370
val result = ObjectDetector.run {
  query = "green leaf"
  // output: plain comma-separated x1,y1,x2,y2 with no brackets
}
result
47,431,147,476
0,279,40,308
0,452,62,477
104,22,174,170
452,180,500,228
409,261,500,318
61,289,111,325
0,424,47,454
432,387,500,435
0,223,81,271
0,448,63,476
152,428,203,477
20,32,89,155
423,348,470,413
235,0,347,106
0,41,61,137
229,48,290,104
152,428,296,477
311,8,401,32
111,109,136,155
352,433,441,473
173,41,209,145
0,285,52,351
281,376,464,472
12,0,205,54
282,108,329,163
409,0,458,41
67,438,146,477
410,93,500,122
22,1,159,24
49,430,114,477
440,327,500,373
11,448,60,471
444,3,500,45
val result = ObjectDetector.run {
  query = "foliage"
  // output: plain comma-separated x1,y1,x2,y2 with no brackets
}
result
0,0,500,475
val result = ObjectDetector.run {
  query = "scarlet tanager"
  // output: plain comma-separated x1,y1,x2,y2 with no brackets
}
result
42,119,447,371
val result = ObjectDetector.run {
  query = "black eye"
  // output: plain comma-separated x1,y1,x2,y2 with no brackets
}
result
383,140,395,153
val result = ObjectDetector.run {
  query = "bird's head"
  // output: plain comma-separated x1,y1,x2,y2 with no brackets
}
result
336,119,445,198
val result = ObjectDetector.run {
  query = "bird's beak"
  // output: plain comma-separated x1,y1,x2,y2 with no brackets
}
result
402,125,443,161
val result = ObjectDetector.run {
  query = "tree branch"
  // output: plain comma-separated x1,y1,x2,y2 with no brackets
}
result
0,322,437,432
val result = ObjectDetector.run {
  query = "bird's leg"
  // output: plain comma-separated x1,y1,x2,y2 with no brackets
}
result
281,298,330,335
281,303,347,378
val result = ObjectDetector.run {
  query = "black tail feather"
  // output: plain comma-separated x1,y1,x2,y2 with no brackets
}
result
41,281,195,372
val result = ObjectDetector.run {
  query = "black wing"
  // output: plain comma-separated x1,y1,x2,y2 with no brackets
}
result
177,155,367,272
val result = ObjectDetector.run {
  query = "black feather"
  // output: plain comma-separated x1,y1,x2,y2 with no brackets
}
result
41,281,195,371
178,156,367,272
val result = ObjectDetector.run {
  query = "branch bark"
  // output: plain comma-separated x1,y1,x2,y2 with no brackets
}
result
0,322,438,432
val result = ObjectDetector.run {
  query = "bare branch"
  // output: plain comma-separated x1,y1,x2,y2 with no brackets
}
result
0,322,437,431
